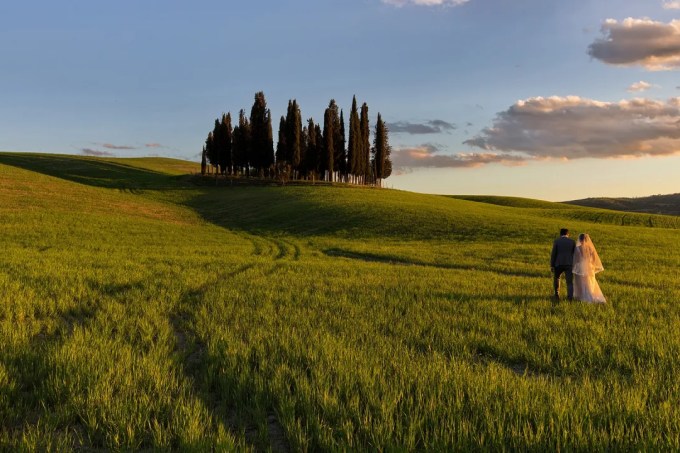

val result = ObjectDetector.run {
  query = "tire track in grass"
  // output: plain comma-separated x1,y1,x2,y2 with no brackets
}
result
170,263,257,451
170,261,290,452
169,229,300,450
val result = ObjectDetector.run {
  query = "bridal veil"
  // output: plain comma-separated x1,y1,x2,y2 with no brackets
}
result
573,233,604,276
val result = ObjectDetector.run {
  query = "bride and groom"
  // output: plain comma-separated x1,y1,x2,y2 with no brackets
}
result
551,228,606,303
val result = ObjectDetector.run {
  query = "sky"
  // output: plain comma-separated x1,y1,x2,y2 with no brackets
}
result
1,0,680,201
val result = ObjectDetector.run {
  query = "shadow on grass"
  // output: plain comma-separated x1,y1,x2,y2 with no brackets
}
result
0,278,221,448
182,184,520,244
0,153,189,191
323,248,545,279
183,186,387,239
0,279,128,447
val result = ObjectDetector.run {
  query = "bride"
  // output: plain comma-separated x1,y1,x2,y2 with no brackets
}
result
573,233,606,303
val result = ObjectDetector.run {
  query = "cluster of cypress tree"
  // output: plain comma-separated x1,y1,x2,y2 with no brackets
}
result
201,92,392,186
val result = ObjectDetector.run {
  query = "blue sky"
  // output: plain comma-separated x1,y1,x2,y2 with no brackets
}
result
1,0,679,200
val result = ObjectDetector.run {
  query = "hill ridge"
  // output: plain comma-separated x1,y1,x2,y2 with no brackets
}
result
566,193,680,216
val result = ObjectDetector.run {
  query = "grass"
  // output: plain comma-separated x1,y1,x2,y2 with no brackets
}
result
566,193,680,217
1,151,679,450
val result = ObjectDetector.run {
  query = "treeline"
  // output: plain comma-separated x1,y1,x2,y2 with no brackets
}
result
201,92,392,186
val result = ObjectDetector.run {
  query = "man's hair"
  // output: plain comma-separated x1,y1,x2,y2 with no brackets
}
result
560,228,569,236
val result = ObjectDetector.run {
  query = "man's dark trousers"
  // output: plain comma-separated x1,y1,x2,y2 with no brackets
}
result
554,265,573,300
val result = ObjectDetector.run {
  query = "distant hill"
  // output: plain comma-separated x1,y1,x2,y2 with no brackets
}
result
565,193,680,217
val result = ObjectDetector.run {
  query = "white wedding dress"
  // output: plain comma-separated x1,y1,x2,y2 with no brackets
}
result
572,234,606,303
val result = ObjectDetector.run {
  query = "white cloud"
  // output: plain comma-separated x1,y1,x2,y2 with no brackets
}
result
102,143,135,150
387,120,456,134
392,143,527,169
627,81,655,92
81,148,115,157
382,0,469,7
663,1,680,9
464,96,680,160
588,18,680,70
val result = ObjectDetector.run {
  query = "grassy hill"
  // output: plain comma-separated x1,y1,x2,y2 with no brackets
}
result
1,152,679,450
452,194,680,228
566,193,680,216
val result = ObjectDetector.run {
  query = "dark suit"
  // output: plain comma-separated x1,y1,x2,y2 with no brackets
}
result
551,236,576,299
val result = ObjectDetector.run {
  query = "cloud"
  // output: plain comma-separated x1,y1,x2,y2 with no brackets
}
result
627,81,655,92
588,18,680,70
102,143,135,150
464,95,680,160
392,143,527,169
382,0,469,7
663,1,680,9
145,143,163,148
81,148,115,157
387,120,456,134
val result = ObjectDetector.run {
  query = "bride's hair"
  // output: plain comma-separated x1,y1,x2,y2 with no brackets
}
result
579,233,586,243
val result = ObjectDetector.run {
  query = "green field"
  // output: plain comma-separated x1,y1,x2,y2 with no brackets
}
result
1,152,679,451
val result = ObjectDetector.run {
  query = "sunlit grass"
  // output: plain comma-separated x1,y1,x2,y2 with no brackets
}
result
1,152,679,450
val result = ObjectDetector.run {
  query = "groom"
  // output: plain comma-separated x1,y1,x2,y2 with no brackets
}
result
550,228,576,301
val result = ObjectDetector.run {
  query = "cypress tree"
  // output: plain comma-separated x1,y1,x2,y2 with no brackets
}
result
233,109,251,176
359,102,371,184
214,117,223,173
335,110,346,182
303,118,318,180
276,115,288,164
232,125,240,174
323,103,335,182
250,91,274,176
348,96,360,184
315,124,323,181
201,146,207,175
206,120,220,169
300,125,308,179
372,113,392,187
218,113,233,174
288,100,302,174
205,131,215,173
243,114,252,176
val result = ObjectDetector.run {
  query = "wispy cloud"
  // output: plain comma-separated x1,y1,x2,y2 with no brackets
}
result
81,148,115,157
588,18,680,70
464,95,680,160
387,120,456,134
627,81,655,92
102,143,135,150
663,1,680,9
392,143,527,169
145,143,163,148
382,0,469,7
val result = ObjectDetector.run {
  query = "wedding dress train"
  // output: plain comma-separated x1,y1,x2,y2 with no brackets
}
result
572,234,606,303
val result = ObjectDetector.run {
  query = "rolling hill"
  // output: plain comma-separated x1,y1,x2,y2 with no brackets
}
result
566,193,680,216
1,152,679,451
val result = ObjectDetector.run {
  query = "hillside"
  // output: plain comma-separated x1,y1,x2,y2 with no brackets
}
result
566,193,680,216
1,152,679,451
450,194,680,229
